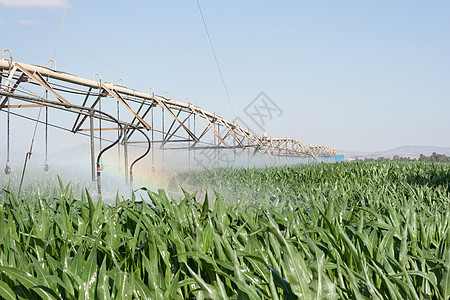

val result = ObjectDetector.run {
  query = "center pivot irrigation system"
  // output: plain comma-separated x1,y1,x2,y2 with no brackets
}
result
0,49,336,195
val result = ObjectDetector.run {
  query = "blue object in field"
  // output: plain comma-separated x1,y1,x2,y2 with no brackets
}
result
318,155,345,163
336,155,344,163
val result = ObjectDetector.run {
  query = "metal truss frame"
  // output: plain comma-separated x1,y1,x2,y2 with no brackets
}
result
0,53,336,173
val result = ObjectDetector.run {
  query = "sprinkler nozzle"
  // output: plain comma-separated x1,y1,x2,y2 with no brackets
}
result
4,162,11,175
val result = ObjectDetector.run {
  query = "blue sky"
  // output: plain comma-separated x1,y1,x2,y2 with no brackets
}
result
1,0,449,152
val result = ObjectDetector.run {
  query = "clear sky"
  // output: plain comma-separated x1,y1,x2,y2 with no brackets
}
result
1,0,449,152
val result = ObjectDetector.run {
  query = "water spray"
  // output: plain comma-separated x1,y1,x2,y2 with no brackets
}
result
0,91,123,198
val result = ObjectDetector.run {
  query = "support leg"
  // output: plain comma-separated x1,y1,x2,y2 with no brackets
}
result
123,125,129,185
90,114,95,181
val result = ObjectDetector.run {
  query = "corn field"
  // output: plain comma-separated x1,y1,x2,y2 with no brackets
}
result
0,161,449,299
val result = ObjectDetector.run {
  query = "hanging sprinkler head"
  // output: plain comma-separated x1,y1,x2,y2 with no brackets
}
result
43,161,49,172
4,162,11,175
96,162,101,199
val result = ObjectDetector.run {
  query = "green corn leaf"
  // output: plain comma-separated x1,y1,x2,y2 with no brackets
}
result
97,257,111,300
132,274,154,300
164,269,182,300
0,266,59,300
0,280,16,300
440,248,450,299
185,263,219,300
80,246,98,300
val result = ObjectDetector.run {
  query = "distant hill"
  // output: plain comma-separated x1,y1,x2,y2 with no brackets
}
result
338,145,450,160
